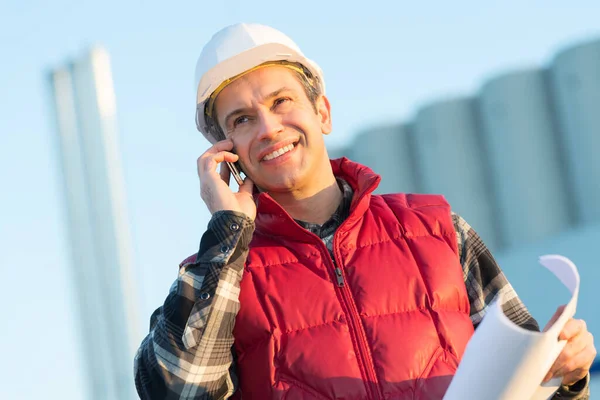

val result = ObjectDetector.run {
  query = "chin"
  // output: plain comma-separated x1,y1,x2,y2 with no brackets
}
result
259,181,298,194
257,174,302,193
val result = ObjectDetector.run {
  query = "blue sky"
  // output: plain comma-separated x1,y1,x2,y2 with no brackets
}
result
1,1,600,398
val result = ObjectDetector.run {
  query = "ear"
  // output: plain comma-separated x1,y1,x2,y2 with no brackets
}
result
317,95,332,135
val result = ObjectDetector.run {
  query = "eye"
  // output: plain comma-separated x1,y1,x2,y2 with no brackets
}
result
233,115,250,127
273,97,291,108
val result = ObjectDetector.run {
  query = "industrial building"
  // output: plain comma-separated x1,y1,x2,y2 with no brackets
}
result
334,38,600,388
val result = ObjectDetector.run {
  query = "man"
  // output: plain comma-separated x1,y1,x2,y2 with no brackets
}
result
134,23,596,399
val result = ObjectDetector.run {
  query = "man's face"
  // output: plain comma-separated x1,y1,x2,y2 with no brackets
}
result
214,66,332,194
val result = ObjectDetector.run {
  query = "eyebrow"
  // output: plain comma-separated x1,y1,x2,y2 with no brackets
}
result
223,87,293,128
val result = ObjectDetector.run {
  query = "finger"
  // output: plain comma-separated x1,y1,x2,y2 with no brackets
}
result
561,369,587,387
546,332,596,383
205,139,234,154
559,319,587,341
209,151,239,166
547,330,590,380
556,346,594,385
543,305,566,332
197,151,239,175
219,162,231,186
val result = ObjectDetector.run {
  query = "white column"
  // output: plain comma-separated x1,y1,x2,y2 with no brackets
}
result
48,47,139,400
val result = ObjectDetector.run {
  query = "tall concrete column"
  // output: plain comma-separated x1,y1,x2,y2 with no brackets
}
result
48,47,139,400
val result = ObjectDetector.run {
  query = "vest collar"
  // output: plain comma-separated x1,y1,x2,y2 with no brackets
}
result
254,158,381,238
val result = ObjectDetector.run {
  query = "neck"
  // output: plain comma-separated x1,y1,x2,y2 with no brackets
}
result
268,174,343,225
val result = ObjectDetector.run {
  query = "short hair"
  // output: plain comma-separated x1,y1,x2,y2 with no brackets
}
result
204,62,323,142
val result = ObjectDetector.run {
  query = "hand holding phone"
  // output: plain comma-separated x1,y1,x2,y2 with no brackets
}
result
207,124,246,187
197,139,256,220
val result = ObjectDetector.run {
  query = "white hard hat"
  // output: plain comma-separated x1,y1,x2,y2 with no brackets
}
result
194,23,326,143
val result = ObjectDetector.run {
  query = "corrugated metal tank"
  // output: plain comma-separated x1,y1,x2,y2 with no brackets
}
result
478,69,572,248
412,98,500,250
549,39,600,224
349,123,419,194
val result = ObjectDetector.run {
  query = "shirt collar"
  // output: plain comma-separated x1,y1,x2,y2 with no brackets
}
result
295,178,354,238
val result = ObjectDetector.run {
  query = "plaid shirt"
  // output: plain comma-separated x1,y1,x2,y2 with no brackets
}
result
134,180,589,399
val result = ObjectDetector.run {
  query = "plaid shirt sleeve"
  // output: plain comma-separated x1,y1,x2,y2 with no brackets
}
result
134,210,254,400
452,212,590,399
133,205,589,399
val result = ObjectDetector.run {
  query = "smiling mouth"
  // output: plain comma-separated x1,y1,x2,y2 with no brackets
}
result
262,143,297,161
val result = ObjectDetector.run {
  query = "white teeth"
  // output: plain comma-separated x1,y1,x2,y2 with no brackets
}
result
263,144,295,161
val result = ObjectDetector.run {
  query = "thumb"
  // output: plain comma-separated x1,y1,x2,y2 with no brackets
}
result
238,177,255,195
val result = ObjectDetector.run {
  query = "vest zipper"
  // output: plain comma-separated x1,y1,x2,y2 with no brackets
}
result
327,247,383,400
334,265,345,287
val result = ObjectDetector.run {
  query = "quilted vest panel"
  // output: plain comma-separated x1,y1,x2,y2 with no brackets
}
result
232,159,474,400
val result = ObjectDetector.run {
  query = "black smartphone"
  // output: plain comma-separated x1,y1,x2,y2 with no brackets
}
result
226,160,245,186
203,117,245,186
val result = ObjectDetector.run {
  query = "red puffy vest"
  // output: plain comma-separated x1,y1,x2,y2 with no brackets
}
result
233,159,474,399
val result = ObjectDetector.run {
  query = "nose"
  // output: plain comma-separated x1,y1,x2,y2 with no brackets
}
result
256,108,283,140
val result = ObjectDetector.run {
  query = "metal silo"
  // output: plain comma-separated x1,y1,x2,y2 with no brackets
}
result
350,123,419,194
549,39,600,224
478,69,572,248
412,98,500,250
